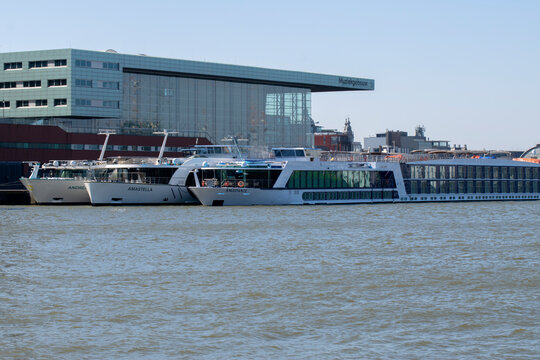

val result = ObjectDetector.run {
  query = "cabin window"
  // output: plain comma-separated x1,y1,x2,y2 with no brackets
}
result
475,180,484,193
484,181,492,193
458,180,466,193
476,166,483,179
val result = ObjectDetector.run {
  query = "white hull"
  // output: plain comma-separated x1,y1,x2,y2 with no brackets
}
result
190,187,398,206
85,181,198,205
191,187,540,206
20,178,90,204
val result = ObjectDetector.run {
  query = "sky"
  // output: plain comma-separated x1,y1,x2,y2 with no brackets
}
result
2,0,539,150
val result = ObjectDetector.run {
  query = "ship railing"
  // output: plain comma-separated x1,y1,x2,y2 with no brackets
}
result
319,152,507,163
92,176,172,185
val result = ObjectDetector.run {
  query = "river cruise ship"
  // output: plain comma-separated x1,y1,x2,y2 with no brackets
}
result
84,145,245,205
188,152,540,206
20,160,107,204
19,130,116,204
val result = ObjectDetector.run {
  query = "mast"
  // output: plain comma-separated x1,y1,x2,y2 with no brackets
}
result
153,129,179,164
98,129,116,161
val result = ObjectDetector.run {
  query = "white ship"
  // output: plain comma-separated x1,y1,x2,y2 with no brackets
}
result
20,160,106,204
188,149,540,206
19,130,116,204
84,144,246,205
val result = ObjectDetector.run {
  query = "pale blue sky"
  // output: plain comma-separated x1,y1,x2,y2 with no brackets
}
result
3,0,539,150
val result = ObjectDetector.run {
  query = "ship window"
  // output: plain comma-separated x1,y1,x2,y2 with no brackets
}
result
449,181,457,193
476,180,484,193
458,180,466,193
501,167,508,179
509,167,516,179
430,181,438,194
467,180,475,193
484,166,492,179
517,181,524,193
448,166,456,179
476,166,483,179
517,167,524,179
427,166,437,179
457,166,465,178
440,180,448,194
501,181,509,193
484,181,492,193
533,181,538,193
467,166,474,179
300,171,306,188
421,180,429,194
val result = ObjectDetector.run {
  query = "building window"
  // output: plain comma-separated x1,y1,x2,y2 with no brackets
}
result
0,82,17,89
29,60,49,69
54,98,67,106
99,81,119,89
29,59,67,69
75,60,119,70
35,99,47,107
75,59,92,68
75,99,91,107
48,79,67,87
0,101,9,108
23,80,42,88
103,100,119,108
75,79,93,87
16,100,29,108
55,59,67,67
103,62,119,70
4,62,22,70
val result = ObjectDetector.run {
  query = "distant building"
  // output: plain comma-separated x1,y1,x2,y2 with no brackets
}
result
314,119,355,151
363,126,451,153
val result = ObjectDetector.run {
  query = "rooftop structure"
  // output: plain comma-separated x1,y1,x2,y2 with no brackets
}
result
363,126,451,153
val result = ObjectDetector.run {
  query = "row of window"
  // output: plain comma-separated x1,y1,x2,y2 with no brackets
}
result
0,79,68,89
0,78,119,90
74,79,119,89
1,80,41,89
0,99,67,108
74,99,119,108
405,179,540,194
4,59,120,71
0,142,190,152
406,164,540,180
29,59,66,68
199,169,282,190
75,59,119,70
286,170,397,189
4,60,67,70
301,190,398,201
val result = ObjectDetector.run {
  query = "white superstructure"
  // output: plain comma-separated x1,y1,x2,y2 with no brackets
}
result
188,155,540,206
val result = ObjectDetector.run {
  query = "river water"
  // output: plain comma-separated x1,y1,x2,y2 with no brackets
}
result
1,201,539,359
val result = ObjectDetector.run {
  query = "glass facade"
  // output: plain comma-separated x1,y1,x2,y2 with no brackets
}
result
122,73,312,147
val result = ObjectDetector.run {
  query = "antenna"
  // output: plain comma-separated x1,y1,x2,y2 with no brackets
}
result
221,136,248,160
153,129,179,164
97,129,116,161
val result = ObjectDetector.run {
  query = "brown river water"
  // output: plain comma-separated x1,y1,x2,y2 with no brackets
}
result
1,201,539,359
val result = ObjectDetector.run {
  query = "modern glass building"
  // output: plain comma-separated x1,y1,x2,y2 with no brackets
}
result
0,49,373,149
